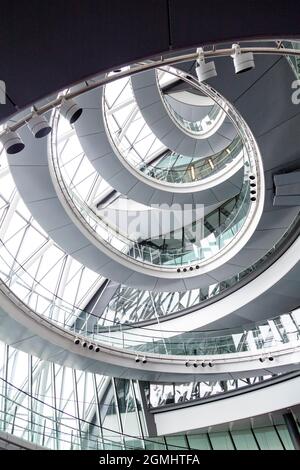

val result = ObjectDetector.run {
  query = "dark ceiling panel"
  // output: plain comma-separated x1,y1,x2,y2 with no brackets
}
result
1,0,300,123
169,0,300,50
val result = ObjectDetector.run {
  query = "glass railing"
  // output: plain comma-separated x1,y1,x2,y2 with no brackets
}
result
162,93,224,136
281,40,300,79
50,65,261,272
126,312,300,355
135,182,249,266
1,376,294,450
1,200,298,338
1,238,300,357
52,112,252,269
156,67,226,137
140,136,243,184
145,374,279,409
105,68,241,185
0,378,184,450
134,193,245,267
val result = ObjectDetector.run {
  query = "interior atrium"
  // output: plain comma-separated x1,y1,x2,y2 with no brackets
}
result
1,3,300,452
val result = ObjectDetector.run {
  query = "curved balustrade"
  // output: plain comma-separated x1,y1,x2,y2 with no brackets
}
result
1,134,297,335
1,376,294,450
0,378,182,450
136,183,249,267
281,40,300,79
140,136,243,184
99,211,300,326
52,114,252,269
0,207,297,338
104,68,246,187
145,374,277,409
1,237,300,358
77,310,300,356
49,66,262,275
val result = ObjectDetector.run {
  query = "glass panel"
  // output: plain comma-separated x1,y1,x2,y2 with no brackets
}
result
144,436,166,450
187,433,212,450
125,439,144,450
276,425,294,450
209,431,235,450
100,381,121,446
165,435,188,450
231,429,259,450
132,380,148,437
254,426,284,450
114,378,141,437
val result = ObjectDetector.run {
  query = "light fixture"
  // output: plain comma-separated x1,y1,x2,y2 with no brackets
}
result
81,340,87,348
208,158,215,170
268,355,274,361
74,338,80,345
208,361,213,368
190,164,196,181
95,346,100,353
28,111,52,138
259,357,265,363
135,355,140,363
0,129,25,154
193,362,198,368
142,356,147,364
60,98,83,124
201,361,207,368
88,343,94,351
185,361,191,367
231,44,255,74
195,47,217,82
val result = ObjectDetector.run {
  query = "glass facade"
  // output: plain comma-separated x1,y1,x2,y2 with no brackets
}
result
0,338,297,450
